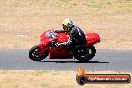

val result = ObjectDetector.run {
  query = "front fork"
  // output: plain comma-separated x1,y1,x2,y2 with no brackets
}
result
37,43,47,57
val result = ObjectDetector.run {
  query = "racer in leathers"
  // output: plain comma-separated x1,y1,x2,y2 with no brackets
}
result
54,18,86,58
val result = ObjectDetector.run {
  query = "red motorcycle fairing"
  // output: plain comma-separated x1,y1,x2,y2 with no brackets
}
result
40,30,58,46
38,29,100,59
85,33,100,47
37,30,57,56
38,30,69,59
57,33,68,43
48,33,69,59
48,47,69,59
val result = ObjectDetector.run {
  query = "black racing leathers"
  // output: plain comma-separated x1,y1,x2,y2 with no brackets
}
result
54,25,86,46
54,25,87,58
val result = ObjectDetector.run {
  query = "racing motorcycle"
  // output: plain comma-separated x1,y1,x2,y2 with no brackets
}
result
29,29,100,62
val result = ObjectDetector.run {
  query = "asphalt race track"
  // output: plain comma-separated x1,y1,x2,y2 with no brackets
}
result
0,49,132,71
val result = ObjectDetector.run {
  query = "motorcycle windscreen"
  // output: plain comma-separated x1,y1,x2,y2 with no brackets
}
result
40,30,57,46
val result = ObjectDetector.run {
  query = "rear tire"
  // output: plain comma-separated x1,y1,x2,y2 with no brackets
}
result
77,46,96,62
29,45,47,61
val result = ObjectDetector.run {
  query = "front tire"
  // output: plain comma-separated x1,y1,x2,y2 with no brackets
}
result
29,45,45,61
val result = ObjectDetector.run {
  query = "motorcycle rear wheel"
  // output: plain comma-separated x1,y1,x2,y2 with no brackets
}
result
77,45,96,62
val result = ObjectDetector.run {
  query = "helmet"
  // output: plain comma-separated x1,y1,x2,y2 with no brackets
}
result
62,18,73,30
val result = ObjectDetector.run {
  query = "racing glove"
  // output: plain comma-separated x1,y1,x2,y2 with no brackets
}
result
55,43,62,47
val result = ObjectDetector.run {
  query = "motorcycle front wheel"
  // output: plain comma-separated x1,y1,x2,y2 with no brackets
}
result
29,45,47,61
